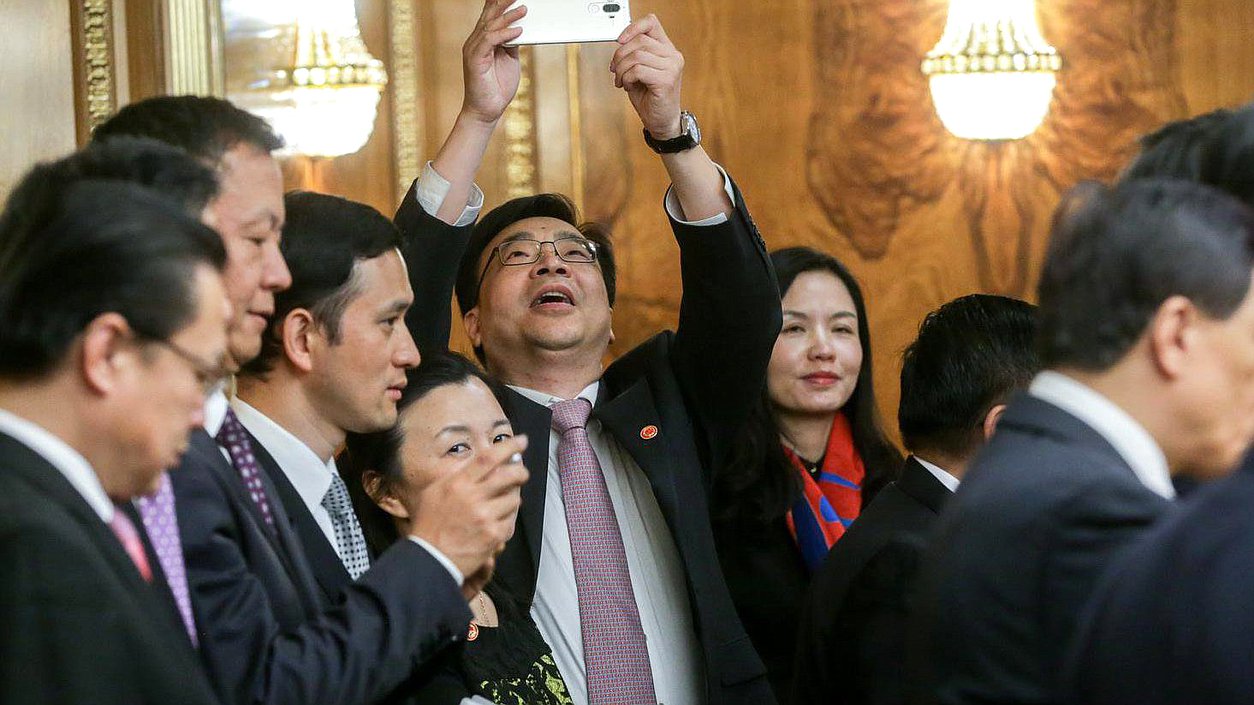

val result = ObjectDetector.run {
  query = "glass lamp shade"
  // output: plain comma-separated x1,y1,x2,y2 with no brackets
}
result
234,0,388,158
922,0,1061,141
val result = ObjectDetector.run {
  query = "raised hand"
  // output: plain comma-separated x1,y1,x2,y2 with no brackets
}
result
461,0,527,125
610,14,684,139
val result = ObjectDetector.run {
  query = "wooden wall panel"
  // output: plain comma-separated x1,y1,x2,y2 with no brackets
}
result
0,0,77,200
73,0,1254,438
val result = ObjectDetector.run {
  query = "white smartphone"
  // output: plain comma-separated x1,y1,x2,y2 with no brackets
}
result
505,0,631,46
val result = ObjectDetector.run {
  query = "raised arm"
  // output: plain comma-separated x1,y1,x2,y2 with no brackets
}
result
396,0,523,350
611,15,781,464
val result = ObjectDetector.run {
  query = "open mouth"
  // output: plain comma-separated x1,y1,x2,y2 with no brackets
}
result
530,286,575,308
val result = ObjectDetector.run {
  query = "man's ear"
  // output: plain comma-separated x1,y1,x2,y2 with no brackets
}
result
1146,295,1196,381
463,307,483,348
982,403,1008,442
80,312,134,396
281,309,317,373
363,471,409,520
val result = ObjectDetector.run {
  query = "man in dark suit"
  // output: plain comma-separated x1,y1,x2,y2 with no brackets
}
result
1056,97,1254,705
790,294,1039,704
907,179,1254,705
94,96,526,705
0,176,229,704
396,7,779,703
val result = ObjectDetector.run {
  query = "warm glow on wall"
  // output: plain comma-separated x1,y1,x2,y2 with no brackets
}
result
922,0,1061,141
232,0,388,158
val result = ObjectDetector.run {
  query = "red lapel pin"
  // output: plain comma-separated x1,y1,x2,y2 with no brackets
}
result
640,425,659,440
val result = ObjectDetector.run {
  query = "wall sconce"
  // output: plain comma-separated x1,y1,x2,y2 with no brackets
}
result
922,0,1061,141
236,0,388,158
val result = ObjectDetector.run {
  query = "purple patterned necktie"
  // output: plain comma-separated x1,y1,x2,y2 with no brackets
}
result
550,398,657,704
135,474,198,646
215,407,276,532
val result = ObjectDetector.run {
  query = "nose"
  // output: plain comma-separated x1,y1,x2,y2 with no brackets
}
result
531,242,570,277
808,329,837,360
395,320,421,369
264,238,293,292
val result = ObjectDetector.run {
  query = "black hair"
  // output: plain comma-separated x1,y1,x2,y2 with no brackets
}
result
240,191,404,377
1039,179,1254,370
93,95,283,165
454,193,617,316
0,138,219,257
339,350,506,556
0,180,226,379
898,294,1040,459
1122,108,1233,184
715,246,903,527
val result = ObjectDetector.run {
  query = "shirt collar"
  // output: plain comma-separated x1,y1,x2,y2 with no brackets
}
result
1029,370,1175,499
913,455,960,492
229,397,336,510
0,407,113,523
508,380,601,409
203,385,230,437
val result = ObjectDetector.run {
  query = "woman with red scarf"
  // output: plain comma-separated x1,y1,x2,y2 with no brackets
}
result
713,246,903,700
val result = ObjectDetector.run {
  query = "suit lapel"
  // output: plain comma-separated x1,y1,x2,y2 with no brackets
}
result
0,434,191,645
593,379,680,521
187,429,323,610
896,456,953,515
253,437,352,603
498,389,552,602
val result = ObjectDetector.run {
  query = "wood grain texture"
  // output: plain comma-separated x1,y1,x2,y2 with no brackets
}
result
0,0,77,200
38,0,1253,437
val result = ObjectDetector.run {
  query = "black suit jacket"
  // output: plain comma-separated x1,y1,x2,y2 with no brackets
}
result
174,424,471,705
253,434,354,603
1060,457,1254,705
907,393,1170,705
0,432,220,705
396,178,780,704
791,456,952,705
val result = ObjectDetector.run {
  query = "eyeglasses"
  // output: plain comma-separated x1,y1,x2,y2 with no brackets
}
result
478,236,599,290
141,336,229,395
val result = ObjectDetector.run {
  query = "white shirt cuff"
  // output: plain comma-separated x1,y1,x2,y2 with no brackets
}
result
415,161,484,227
663,162,737,227
407,535,465,586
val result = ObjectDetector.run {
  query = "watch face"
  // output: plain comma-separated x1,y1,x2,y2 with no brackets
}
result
682,112,701,143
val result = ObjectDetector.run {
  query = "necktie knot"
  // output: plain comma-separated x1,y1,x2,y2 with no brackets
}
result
322,473,354,516
550,397,593,434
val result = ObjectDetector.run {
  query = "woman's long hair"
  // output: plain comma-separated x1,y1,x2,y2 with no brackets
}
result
714,247,902,528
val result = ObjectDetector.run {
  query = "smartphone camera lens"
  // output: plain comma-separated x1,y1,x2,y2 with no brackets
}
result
603,3,621,12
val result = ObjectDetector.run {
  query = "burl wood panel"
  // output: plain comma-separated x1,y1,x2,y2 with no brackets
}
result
272,0,1254,437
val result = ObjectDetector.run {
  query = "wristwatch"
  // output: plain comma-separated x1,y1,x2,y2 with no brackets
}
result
644,111,701,154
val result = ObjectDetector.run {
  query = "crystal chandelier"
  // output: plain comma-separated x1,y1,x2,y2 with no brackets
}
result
922,0,1061,141
241,0,388,158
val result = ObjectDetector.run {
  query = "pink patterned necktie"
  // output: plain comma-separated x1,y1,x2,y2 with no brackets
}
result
550,398,657,704
109,507,152,583
215,407,276,532
135,474,198,645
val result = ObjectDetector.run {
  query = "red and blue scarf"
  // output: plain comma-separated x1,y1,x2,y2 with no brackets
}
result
783,413,865,572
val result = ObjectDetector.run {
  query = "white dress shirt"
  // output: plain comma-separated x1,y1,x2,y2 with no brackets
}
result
229,397,464,585
0,407,113,524
914,455,961,492
1029,370,1175,500
511,382,706,705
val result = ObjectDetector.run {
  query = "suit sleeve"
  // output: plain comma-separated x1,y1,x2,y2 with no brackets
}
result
394,179,474,353
667,175,782,469
174,455,472,705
